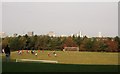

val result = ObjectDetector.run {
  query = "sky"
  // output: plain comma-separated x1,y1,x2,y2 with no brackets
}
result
2,2,118,37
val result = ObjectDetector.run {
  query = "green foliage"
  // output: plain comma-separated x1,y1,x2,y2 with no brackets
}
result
84,38,95,51
114,36,120,50
9,37,20,50
73,36,82,51
1,35,120,52
99,42,108,51
64,37,77,47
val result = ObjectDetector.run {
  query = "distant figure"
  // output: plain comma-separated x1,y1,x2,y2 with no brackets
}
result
31,50,35,54
35,52,37,56
53,51,57,57
48,53,50,57
31,47,35,54
22,50,24,53
18,50,22,55
42,49,44,53
63,49,65,52
54,53,57,57
53,51,55,54
4,45,11,62
26,50,30,54
38,50,40,52
26,50,28,53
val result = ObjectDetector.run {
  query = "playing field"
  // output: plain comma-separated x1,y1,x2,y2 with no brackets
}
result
2,50,119,65
2,50,119,72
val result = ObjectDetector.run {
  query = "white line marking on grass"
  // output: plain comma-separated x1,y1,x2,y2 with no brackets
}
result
16,59,58,63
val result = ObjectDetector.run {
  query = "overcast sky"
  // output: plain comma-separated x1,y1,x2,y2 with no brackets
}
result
2,2,118,37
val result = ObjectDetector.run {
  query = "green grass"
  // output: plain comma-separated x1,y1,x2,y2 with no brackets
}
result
2,62,119,72
2,50,119,72
2,50,119,65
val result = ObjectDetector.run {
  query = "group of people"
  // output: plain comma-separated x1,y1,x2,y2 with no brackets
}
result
2,44,57,62
17,49,57,57
31,50,38,56
18,50,38,56
48,51,57,57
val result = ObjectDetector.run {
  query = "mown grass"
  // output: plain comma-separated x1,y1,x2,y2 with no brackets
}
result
2,62,119,72
2,50,119,72
2,50,119,65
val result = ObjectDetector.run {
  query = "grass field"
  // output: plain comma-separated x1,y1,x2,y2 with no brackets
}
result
2,50,119,65
1,50,120,72
2,62,119,72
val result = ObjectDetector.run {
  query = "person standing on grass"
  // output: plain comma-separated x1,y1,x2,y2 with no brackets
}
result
48,52,51,57
53,51,57,57
31,47,35,54
35,52,38,57
42,49,44,53
4,44,11,62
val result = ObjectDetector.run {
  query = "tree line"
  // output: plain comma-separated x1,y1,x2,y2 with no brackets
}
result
1,34,120,52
